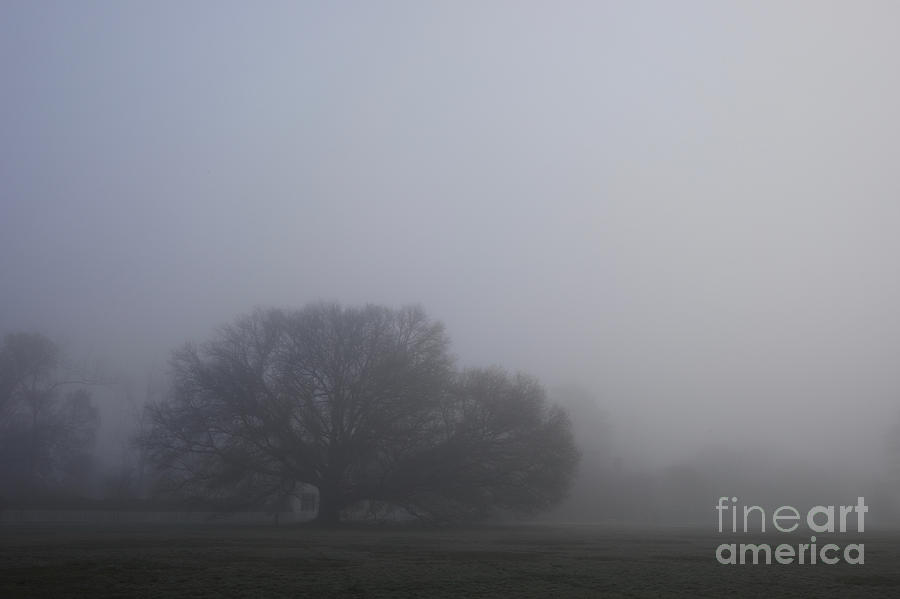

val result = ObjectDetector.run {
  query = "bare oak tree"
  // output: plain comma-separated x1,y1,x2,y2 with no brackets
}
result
142,303,579,524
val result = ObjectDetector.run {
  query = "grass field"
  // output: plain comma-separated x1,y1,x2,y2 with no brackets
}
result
1,523,899,597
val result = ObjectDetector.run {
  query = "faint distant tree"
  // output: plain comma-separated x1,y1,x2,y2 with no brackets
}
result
0,332,100,497
141,303,580,524
549,385,613,520
887,414,900,483
102,373,166,504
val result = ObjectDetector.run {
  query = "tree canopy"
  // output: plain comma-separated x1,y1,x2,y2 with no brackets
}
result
142,303,579,524
0,332,100,497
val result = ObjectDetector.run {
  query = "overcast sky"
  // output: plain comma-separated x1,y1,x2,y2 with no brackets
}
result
3,1,900,468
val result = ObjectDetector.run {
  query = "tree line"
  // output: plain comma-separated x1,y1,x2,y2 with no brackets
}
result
1,303,580,524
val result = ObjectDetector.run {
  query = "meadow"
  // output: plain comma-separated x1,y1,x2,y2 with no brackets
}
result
1,523,899,597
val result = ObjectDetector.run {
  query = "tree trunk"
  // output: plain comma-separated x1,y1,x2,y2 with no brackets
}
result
316,483,344,527
315,484,342,526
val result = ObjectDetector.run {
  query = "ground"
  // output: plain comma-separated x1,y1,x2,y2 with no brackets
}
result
1,523,899,597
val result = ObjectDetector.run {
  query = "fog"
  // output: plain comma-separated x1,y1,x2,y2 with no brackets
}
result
3,1,900,524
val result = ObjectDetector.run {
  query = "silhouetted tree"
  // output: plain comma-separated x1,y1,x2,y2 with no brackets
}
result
141,303,579,524
0,332,100,497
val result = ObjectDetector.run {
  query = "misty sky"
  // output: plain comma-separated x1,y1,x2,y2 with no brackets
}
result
3,1,900,469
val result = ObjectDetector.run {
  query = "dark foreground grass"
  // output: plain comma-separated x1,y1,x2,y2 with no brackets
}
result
1,523,899,598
